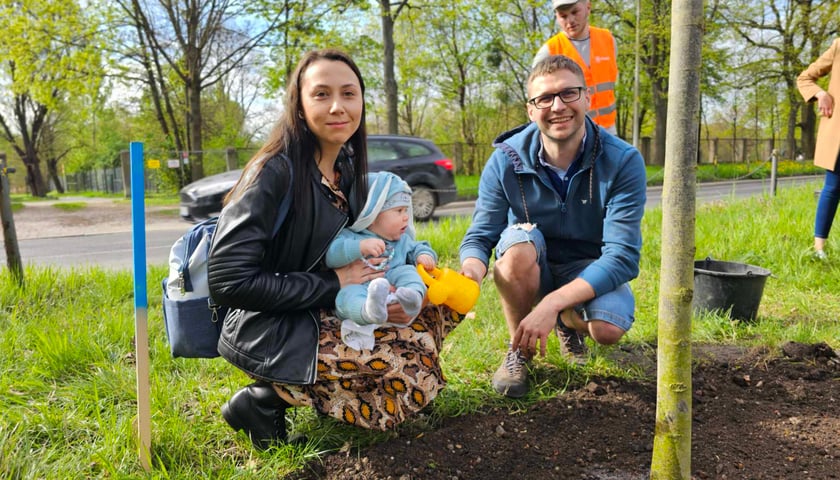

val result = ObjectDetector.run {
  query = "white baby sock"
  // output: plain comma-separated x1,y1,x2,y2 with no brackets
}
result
363,278,391,324
395,287,423,318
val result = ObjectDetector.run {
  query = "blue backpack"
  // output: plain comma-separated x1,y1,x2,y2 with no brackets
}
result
162,158,292,358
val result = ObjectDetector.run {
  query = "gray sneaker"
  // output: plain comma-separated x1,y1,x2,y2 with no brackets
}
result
492,347,530,398
556,309,589,366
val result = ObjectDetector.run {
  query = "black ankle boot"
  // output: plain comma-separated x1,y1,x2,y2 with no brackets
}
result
221,381,289,450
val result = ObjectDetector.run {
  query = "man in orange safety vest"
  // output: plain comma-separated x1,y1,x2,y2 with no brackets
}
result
534,0,618,135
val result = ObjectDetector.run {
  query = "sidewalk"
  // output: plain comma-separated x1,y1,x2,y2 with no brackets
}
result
10,197,186,240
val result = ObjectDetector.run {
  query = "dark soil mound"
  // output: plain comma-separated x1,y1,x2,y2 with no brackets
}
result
293,342,840,480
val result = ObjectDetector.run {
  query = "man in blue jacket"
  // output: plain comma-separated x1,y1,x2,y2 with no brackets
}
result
459,55,646,398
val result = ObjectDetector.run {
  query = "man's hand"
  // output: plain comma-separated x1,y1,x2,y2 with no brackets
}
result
511,301,559,358
460,257,487,284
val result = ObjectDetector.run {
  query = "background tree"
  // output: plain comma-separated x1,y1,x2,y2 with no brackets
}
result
0,0,103,197
112,0,283,181
421,3,489,169
377,0,411,134
651,0,703,477
601,0,671,165
483,0,557,112
722,0,839,160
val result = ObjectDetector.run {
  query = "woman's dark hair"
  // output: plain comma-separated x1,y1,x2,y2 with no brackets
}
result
226,48,368,213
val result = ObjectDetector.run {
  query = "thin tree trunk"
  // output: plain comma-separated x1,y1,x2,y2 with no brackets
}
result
0,152,24,286
801,104,816,159
650,0,704,478
46,158,64,194
786,102,799,159
652,91,668,166
187,81,204,180
380,0,399,134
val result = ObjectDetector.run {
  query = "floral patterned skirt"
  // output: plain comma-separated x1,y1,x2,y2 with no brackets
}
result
274,304,462,431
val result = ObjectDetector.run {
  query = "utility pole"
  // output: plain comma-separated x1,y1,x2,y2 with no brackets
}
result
0,152,24,286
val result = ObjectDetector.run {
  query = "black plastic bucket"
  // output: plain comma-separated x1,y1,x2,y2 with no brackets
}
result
693,258,771,322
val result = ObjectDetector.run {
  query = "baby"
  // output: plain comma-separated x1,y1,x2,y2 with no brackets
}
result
326,172,436,348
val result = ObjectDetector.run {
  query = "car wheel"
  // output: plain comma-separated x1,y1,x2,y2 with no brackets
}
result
411,185,436,221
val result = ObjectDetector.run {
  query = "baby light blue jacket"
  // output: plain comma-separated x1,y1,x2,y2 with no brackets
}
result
459,118,646,296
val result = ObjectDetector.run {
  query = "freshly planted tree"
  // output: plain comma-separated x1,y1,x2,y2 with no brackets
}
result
650,0,703,478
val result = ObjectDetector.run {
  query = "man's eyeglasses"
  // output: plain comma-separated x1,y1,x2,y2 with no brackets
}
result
527,87,585,109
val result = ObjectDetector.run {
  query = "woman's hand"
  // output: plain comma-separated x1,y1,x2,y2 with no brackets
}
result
386,302,412,325
816,90,834,118
385,289,428,325
334,259,385,289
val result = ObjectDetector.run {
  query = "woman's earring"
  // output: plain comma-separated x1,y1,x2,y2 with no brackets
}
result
297,111,304,119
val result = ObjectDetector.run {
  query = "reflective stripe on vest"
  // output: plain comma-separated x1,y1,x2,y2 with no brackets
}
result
546,27,617,129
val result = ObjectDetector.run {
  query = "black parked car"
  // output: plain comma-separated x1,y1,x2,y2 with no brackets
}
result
179,135,457,222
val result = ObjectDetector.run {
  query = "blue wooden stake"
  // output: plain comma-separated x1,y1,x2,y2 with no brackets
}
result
130,142,152,471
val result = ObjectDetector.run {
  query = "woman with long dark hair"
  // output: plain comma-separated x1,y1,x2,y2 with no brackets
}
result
207,49,462,449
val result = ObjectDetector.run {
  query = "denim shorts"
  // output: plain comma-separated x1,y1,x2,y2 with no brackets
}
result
496,224,635,332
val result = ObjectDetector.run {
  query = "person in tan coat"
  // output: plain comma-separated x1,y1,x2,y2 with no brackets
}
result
798,38,840,259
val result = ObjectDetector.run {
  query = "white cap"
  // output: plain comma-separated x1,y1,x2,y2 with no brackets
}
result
552,0,580,8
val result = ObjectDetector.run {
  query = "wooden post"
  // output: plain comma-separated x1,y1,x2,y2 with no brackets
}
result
129,143,152,471
0,152,24,286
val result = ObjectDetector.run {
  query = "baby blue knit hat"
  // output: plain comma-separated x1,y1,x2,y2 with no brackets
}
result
349,171,414,236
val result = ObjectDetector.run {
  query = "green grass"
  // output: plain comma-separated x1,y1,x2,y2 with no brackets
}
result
2,181,839,478
50,202,87,212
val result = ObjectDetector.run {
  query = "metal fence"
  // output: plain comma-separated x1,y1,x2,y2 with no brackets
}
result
441,136,783,175
57,137,789,195
63,167,125,194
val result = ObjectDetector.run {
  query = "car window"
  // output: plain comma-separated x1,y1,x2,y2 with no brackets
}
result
368,141,400,163
395,141,433,158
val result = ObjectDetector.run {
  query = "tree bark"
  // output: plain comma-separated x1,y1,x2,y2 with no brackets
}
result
1,152,24,286
380,0,400,134
46,157,65,194
644,0,671,166
650,0,703,478
801,103,816,159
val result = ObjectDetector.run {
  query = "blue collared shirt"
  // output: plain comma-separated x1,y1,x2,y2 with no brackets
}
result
537,131,587,202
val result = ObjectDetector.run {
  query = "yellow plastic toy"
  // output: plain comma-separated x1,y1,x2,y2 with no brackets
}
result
416,265,480,315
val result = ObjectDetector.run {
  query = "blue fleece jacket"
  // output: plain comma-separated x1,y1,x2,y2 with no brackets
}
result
459,118,646,296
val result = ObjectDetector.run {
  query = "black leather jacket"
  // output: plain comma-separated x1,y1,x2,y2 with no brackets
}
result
207,153,358,384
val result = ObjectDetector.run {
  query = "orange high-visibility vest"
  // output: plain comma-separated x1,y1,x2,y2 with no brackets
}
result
544,27,617,130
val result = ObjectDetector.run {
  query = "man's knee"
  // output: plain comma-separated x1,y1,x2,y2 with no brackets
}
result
494,241,538,282
588,321,626,345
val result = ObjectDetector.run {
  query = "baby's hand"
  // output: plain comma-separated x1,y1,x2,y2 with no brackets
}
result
416,254,436,271
360,238,386,258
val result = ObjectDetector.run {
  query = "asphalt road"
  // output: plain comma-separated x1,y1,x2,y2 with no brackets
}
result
3,176,822,270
